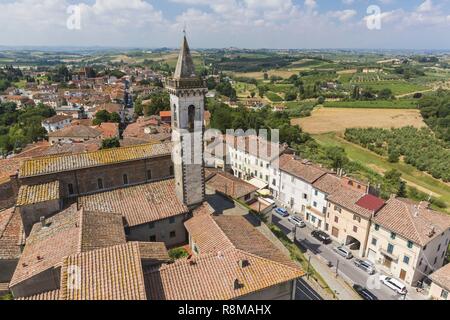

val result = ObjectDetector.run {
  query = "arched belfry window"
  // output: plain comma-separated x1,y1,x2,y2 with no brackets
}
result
188,105,195,132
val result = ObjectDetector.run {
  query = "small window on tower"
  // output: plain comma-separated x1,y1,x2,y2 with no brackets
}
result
173,104,178,126
188,105,195,132
123,174,129,185
170,166,174,176
97,178,104,190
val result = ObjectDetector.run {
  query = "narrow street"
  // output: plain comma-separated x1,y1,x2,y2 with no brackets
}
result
270,209,428,301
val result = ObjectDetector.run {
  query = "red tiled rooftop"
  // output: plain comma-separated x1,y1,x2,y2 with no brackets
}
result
159,111,171,118
356,194,385,212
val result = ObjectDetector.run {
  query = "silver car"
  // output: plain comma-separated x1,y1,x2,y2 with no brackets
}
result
354,259,375,275
288,216,306,228
333,246,353,259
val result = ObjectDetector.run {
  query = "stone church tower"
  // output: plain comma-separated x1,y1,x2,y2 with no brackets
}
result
166,35,207,208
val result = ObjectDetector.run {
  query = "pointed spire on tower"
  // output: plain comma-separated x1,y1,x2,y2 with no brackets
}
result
173,34,197,79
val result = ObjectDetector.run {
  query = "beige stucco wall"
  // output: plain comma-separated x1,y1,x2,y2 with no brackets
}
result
366,225,450,285
326,203,371,257
429,282,449,300
127,214,189,248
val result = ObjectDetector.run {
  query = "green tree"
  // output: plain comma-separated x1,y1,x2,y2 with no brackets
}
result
109,112,121,123
325,146,348,170
101,137,121,150
93,110,111,125
388,148,400,163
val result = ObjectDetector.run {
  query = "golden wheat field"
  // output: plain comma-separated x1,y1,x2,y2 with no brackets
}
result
292,107,427,134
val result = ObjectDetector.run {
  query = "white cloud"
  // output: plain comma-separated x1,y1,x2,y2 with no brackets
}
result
417,0,433,13
328,10,357,22
0,0,449,49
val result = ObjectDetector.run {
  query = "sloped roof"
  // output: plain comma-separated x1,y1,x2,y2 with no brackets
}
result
173,36,197,79
10,206,126,290
78,179,189,227
60,242,148,300
278,154,327,184
430,263,450,292
48,124,101,139
185,214,298,269
373,198,450,246
0,207,24,260
17,290,61,300
145,248,303,300
19,141,172,178
312,173,343,195
16,180,60,207
206,171,258,199
327,188,379,219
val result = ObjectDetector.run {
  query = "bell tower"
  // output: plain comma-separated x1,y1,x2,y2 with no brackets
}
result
166,35,207,208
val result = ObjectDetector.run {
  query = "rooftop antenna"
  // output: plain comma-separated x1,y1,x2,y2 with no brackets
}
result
183,22,187,37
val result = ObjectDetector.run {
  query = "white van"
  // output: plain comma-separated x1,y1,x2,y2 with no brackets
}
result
380,275,407,295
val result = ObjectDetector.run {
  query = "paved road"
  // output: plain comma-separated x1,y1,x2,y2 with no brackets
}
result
271,210,418,301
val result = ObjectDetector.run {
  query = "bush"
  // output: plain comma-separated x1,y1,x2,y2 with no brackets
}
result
168,247,189,261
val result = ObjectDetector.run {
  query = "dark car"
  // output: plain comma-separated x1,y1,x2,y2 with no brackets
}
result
353,285,378,301
274,207,289,218
311,230,331,244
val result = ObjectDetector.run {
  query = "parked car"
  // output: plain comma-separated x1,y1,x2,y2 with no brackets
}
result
380,275,407,295
311,230,331,244
333,246,353,259
354,259,376,275
288,216,306,228
274,207,289,218
353,284,378,300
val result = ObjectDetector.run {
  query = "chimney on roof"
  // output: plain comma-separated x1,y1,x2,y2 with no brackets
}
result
428,226,436,238
234,279,244,290
40,216,47,228
238,259,250,268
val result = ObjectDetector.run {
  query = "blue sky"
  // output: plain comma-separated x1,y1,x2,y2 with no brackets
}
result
1,0,450,49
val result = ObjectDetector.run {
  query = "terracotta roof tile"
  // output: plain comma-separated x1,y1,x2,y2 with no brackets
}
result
278,154,327,184
10,206,126,290
48,124,101,139
430,263,450,292
0,208,23,260
60,242,148,300
19,142,172,178
145,248,303,300
17,290,61,300
79,210,126,252
312,173,343,194
16,181,60,207
42,115,72,125
328,189,378,219
78,179,189,227
374,198,450,246
185,214,298,269
206,172,258,199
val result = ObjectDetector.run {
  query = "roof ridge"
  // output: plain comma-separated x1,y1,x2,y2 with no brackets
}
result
0,208,15,239
401,199,423,244
210,216,237,251
234,248,303,274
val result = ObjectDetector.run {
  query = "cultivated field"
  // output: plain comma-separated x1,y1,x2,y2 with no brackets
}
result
293,107,426,134
314,133,450,212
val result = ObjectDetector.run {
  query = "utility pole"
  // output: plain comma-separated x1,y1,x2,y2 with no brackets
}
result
307,255,312,280
335,260,339,278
